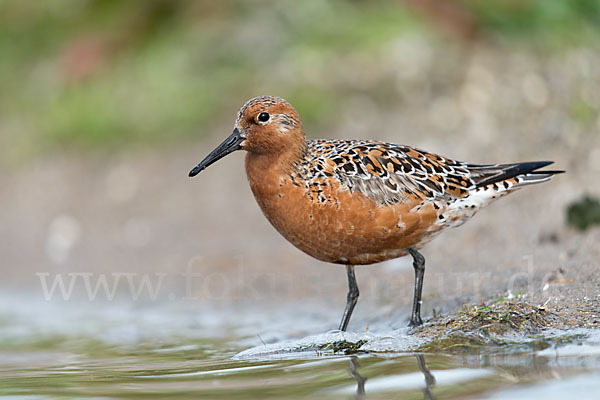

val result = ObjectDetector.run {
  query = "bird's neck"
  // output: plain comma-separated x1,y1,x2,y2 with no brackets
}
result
244,139,307,193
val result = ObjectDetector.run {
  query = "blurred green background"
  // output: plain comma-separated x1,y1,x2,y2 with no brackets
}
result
2,0,599,165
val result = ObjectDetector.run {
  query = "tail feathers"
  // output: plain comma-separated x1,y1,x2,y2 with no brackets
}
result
517,169,565,186
469,161,564,188
445,161,563,228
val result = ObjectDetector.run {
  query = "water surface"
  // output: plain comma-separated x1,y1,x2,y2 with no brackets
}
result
1,296,599,399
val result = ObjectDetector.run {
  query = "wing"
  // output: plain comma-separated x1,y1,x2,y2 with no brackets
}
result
297,140,561,207
305,140,475,206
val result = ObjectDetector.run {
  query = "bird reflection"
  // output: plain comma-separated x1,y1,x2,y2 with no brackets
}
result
416,354,436,400
348,356,367,400
347,354,436,400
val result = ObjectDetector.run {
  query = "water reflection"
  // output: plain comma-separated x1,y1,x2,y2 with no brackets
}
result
347,354,437,399
348,357,367,399
416,354,437,400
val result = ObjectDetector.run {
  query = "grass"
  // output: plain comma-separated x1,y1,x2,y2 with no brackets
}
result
0,1,420,162
317,339,367,355
416,300,558,353
566,195,600,231
467,0,600,47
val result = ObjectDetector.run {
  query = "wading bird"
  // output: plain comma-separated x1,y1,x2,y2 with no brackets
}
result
189,96,561,330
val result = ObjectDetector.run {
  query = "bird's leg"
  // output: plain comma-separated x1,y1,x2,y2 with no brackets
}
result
408,248,425,327
338,265,359,331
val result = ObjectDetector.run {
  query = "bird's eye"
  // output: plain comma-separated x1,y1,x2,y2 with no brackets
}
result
257,112,270,123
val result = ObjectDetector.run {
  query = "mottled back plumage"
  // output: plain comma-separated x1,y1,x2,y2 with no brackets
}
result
289,139,558,231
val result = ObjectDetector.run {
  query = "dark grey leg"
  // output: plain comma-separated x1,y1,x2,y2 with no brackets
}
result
408,248,425,326
338,265,359,331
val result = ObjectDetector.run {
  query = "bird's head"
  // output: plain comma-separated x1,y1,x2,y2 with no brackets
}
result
189,96,304,177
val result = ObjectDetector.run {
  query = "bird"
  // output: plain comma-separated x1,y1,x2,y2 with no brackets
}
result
189,96,563,331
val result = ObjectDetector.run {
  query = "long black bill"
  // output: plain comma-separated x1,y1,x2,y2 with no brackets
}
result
188,128,244,177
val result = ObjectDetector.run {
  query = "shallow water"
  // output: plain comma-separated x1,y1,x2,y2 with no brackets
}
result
1,296,600,399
